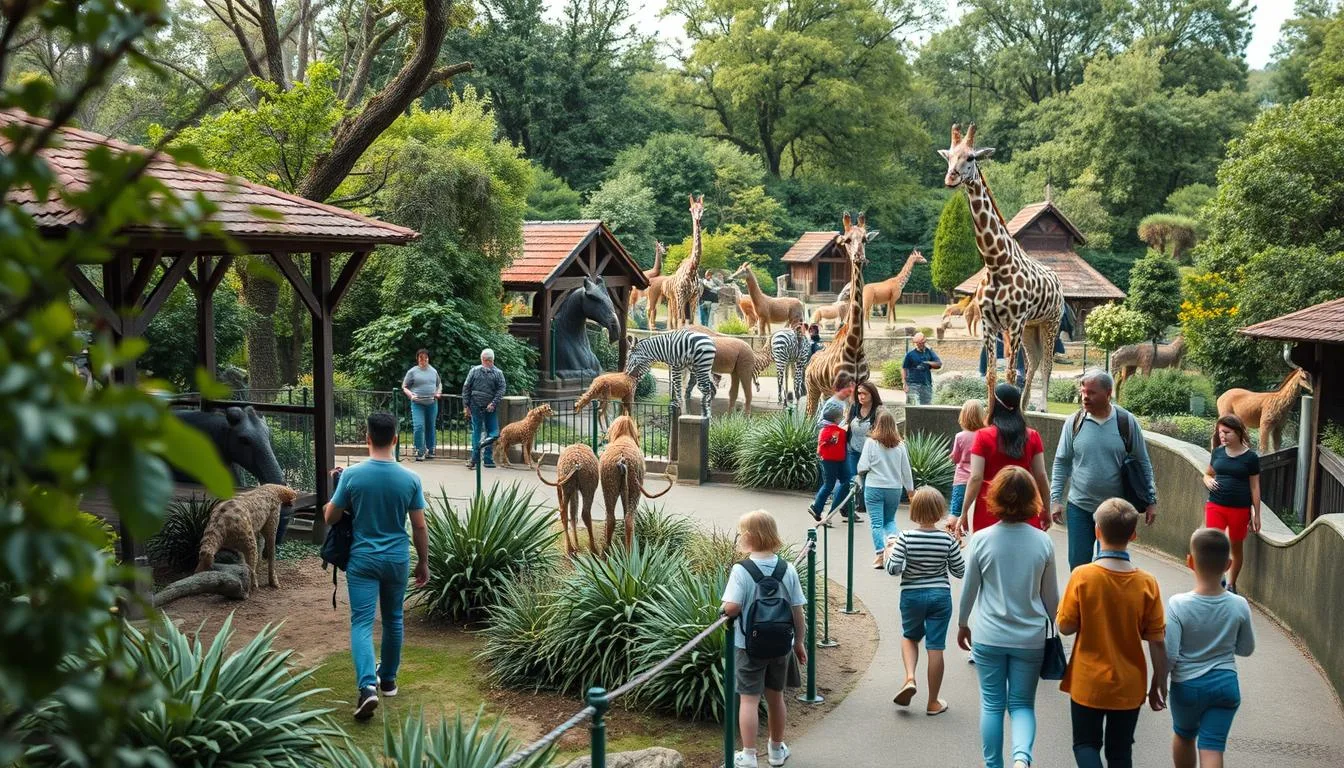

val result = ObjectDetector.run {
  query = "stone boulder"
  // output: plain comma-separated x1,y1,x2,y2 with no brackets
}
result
563,747,684,768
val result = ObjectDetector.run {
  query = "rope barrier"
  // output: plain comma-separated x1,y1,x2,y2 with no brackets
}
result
816,478,862,528
493,705,597,768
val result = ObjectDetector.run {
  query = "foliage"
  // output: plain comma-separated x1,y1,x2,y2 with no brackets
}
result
1049,377,1080,405
526,165,582,220
880,360,905,389
1322,421,1344,457
1080,247,1143,294
634,567,731,721
715,316,751,336
733,411,819,491
934,374,988,406
1119,369,1216,417
145,495,219,573
140,282,246,389
931,192,980,295
1270,2,1341,103
904,432,955,498
350,300,538,393
1126,251,1183,341
1163,183,1215,220
1137,214,1198,262
708,411,753,471
1085,303,1149,352
633,504,697,552
1178,270,1251,391
1307,10,1344,97
344,707,554,768
478,574,565,690
409,484,559,622
583,171,658,260
23,616,341,767
685,528,743,577
1235,246,1344,379
1142,415,1218,449
636,371,657,399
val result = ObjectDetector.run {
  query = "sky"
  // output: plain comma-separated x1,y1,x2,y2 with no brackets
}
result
552,0,1296,70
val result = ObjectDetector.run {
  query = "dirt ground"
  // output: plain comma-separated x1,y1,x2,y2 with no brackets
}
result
160,556,878,767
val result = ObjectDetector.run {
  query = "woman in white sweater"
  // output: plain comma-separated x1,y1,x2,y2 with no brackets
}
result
857,408,915,568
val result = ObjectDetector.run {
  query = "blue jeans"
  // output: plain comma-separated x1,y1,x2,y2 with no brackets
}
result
410,399,438,455
347,555,410,692
972,643,1046,768
908,382,933,405
950,483,967,518
900,588,952,650
811,459,851,516
864,485,901,552
1171,670,1241,752
470,407,499,466
1067,502,1098,572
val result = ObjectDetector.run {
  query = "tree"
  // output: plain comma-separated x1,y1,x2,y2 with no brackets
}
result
1268,1,1340,103
527,165,582,220
1137,213,1198,260
1085,302,1149,351
583,172,658,265
931,192,979,294
1163,182,1215,218
1124,0,1253,92
141,282,247,389
1126,250,1183,342
1306,11,1344,96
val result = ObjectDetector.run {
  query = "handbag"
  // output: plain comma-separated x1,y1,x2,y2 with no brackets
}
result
1041,619,1067,680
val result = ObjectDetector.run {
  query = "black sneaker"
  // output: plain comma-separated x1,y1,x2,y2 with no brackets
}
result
466,462,477,470
376,664,398,697
808,507,821,522
354,686,379,721
425,452,435,460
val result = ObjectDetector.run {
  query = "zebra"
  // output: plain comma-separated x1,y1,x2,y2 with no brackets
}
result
625,330,718,414
770,325,811,405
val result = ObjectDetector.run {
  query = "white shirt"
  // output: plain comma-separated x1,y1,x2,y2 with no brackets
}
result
857,438,915,491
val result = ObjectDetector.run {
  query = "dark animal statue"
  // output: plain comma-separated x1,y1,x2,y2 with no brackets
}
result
176,406,295,541
554,277,621,380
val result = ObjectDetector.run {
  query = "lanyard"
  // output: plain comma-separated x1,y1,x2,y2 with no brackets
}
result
1095,549,1131,562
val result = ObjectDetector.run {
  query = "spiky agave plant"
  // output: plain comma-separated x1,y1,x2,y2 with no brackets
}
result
477,573,565,691
144,494,218,572
634,567,730,721
905,431,955,498
707,410,752,472
632,502,696,552
409,482,560,622
319,707,554,768
733,411,818,490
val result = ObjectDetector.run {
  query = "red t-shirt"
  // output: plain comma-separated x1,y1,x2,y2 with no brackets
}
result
817,423,847,462
969,425,1046,530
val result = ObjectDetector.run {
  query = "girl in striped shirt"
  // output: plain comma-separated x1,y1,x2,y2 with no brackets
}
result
886,487,965,716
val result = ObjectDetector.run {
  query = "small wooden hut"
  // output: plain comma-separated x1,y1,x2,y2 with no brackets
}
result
779,231,845,300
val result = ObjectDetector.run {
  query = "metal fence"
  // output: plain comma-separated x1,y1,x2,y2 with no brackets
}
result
168,390,319,494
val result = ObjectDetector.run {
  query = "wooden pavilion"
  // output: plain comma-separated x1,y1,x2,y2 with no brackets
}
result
780,231,845,299
954,196,1124,333
4,109,419,554
501,220,647,391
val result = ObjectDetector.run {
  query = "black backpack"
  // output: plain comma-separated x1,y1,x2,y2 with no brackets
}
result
1071,408,1154,510
320,513,353,609
738,558,796,659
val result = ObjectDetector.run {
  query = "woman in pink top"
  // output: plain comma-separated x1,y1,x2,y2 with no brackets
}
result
948,399,986,530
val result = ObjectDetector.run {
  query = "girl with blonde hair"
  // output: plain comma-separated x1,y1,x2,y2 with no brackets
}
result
857,407,915,568
949,399,987,529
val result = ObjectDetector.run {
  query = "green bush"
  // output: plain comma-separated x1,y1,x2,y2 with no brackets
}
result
708,411,752,471
588,324,619,371
478,574,564,690
636,370,657,399
905,432,955,498
734,411,818,491
1142,415,1217,449
633,503,696,552
716,316,751,335
686,528,741,577
1323,421,1344,456
880,359,904,388
1049,377,1080,405
145,494,218,572
409,483,559,621
934,374,987,406
1120,369,1215,417
325,707,554,768
634,568,730,721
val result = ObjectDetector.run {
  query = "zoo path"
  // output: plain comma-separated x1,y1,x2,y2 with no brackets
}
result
408,461,1344,767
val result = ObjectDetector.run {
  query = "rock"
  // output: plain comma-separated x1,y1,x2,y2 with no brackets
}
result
563,747,684,768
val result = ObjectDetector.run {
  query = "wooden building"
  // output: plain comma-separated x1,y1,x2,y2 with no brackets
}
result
780,231,846,299
953,197,1124,334
1241,297,1344,521
501,220,647,388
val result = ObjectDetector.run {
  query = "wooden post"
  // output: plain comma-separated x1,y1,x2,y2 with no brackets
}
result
195,254,216,375
310,253,335,541
539,288,554,380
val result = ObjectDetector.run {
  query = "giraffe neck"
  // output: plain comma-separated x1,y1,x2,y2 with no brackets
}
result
893,257,918,289
844,254,865,378
963,174,1017,271
689,217,702,273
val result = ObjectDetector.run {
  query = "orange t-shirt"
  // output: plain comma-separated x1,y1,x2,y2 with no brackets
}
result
1057,563,1166,710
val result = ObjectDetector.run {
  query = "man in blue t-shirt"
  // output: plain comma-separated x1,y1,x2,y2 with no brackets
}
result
324,411,428,721
901,332,942,405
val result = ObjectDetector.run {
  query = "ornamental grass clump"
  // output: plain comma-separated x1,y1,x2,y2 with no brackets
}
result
734,411,817,490
634,568,731,721
633,503,696,552
145,494,218,572
708,410,752,471
322,707,554,768
905,431,955,498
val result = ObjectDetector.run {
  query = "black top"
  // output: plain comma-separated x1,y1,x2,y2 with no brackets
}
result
1209,446,1260,508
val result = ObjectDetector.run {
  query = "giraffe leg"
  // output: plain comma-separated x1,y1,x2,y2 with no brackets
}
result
559,487,576,556
624,489,637,550
582,487,598,555
1035,318,1061,412
1004,325,1025,393
982,332,999,416
1021,326,1045,412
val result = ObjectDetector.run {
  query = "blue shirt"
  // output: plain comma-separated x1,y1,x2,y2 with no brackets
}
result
722,554,806,650
902,346,941,385
957,522,1060,649
1166,590,1255,683
330,459,427,562
1050,405,1158,512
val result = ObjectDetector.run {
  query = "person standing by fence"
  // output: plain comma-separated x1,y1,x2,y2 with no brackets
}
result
1202,415,1260,594
463,348,506,471
902,332,942,405
402,349,441,461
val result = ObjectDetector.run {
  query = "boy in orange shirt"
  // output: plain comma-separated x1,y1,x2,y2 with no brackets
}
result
1057,498,1168,768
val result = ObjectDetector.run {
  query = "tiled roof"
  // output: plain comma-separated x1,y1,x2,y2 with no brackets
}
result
502,220,646,288
953,251,1124,300
781,231,839,263
1,109,418,247
1006,200,1087,245
1240,297,1344,344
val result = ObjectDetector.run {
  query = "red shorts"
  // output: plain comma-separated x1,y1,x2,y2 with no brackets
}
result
1205,502,1251,542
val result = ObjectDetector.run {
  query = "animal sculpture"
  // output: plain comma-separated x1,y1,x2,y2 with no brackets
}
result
598,416,673,553
1112,337,1186,398
681,324,760,413
492,403,553,468
625,330,718,414
863,250,927,329
196,484,298,590
553,277,621,379
732,262,805,335
573,372,637,430
1216,368,1310,452
534,444,601,556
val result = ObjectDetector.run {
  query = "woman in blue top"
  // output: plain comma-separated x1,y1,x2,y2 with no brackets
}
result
1203,415,1260,594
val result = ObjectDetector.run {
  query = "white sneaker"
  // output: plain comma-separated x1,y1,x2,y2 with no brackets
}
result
734,749,759,768
768,741,790,766
1013,761,1029,768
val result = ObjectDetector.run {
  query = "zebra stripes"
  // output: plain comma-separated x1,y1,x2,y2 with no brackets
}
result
626,330,718,413
770,327,811,405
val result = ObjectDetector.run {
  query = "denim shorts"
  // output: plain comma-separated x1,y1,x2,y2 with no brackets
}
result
899,588,953,650
949,483,967,518
1171,669,1241,752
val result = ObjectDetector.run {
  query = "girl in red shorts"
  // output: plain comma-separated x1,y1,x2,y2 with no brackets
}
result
1203,415,1261,593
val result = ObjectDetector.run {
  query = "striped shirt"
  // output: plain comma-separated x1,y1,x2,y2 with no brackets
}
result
885,528,965,590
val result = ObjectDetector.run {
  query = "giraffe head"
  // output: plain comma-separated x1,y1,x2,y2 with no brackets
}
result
834,212,877,268
688,194,704,224
655,240,666,259
909,249,928,266
939,123,995,189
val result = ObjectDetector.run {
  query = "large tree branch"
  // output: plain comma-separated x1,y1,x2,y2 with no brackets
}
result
256,0,288,87
415,61,474,97
206,0,265,79
344,16,406,107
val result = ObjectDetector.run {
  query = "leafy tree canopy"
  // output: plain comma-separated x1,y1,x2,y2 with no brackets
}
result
526,165,582,220
931,192,980,294
1268,1,1341,103
582,172,659,265
1126,250,1183,341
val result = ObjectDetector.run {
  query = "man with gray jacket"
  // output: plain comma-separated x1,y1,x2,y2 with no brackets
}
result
463,348,506,470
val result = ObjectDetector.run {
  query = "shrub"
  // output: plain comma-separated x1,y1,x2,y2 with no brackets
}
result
880,359,904,388
734,411,818,491
1323,421,1344,456
905,432,955,498
324,708,554,768
1049,377,1080,405
1086,302,1148,351
919,326,935,336
409,483,559,621
587,324,619,371
686,528,741,577
145,494,218,572
933,374,987,406
708,411,752,471
1143,415,1217,448
636,370,657,398
634,568,730,721
633,503,696,552
478,574,565,690
1120,369,1215,417
716,316,751,335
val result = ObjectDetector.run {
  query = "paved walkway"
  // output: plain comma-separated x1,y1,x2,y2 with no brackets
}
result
402,460,1344,767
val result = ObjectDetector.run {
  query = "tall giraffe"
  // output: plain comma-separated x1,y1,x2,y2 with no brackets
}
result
940,123,1063,411
669,195,704,328
833,212,875,385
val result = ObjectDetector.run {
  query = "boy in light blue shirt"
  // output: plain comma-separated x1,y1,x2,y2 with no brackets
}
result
1165,528,1256,767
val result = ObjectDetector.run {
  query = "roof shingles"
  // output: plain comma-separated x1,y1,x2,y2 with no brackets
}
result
1240,297,1344,344
781,231,839,263
953,251,1124,300
502,220,646,288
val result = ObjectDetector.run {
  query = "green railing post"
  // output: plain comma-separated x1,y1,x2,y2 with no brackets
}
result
798,528,824,704
818,522,836,648
722,616,737,768
393,393,401,462
843,482,858,615
591,400,600,452
588,687,608,768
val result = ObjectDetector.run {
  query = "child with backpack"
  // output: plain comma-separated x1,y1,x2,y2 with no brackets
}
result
885,487,964,715
722,510,808,768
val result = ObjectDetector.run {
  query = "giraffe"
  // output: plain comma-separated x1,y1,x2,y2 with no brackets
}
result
628,241,666,315
940,124,1063,412
863,249,927,329
833,212,875,386
804,321,849,418
668,195,704,329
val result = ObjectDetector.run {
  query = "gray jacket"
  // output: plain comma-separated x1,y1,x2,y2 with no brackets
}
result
462,364,506,410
